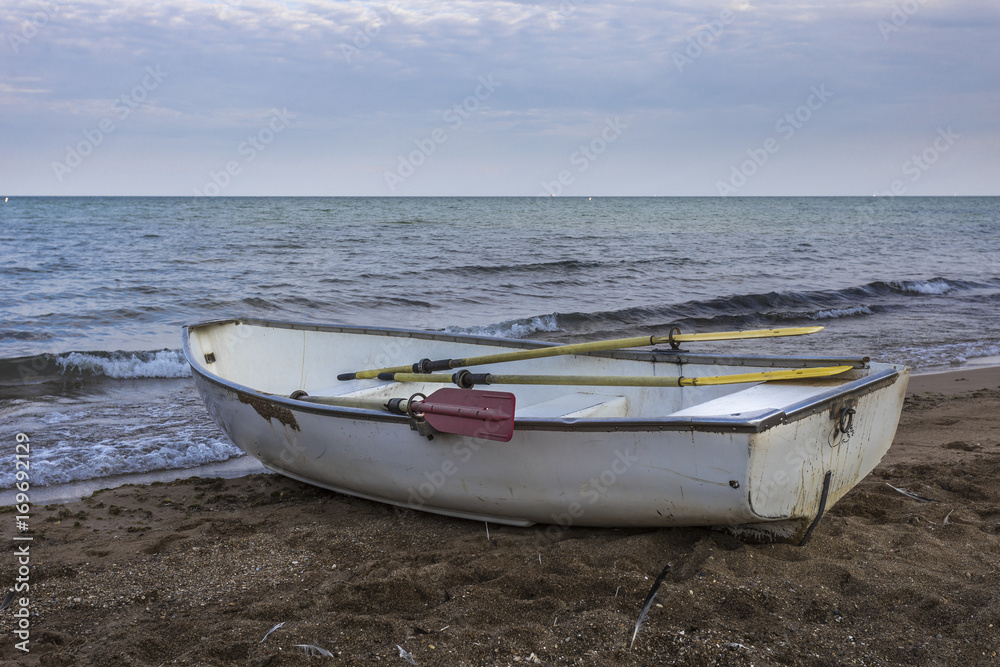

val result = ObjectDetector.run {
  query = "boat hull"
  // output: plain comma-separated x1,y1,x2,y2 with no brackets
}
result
184,318,908,542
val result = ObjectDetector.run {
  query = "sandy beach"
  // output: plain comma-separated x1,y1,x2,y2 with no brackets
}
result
3,366,999,666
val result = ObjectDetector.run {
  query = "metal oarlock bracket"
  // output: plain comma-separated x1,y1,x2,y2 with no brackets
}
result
405,392,428,419
658,326,687,353
667,326,682,349
408,417,437,440
404,392,437,439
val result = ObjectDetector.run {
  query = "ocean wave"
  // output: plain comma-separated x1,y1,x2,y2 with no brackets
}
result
0,433,242,489
448,259,605,278
877,278,962,295
41,410,91,425
0,329,55,342
445,314,562,339
240,296,279,309
447,277,976,345
895,341,1000,369
56,349,191,379
0,349,191,384
437,256,690,280
808,305,874,320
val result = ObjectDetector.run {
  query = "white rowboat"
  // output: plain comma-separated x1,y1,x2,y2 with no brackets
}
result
183,318,909,544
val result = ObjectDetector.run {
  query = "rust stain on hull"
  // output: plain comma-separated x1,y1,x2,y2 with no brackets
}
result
238,392,301,432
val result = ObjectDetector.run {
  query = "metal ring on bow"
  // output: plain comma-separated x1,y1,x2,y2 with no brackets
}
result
838,407,856,435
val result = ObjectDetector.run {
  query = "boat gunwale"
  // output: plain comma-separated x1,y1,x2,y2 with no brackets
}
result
188,316,873,368
182,318,903,435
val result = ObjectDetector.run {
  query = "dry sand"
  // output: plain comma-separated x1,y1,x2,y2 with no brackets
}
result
3,367,999,666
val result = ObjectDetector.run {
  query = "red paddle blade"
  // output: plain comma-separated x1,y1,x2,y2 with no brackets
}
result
414,388,515,442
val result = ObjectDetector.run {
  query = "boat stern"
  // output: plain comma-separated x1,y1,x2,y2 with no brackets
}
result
738,364,910,542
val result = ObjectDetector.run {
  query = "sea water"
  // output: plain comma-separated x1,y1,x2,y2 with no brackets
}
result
1,196,998,492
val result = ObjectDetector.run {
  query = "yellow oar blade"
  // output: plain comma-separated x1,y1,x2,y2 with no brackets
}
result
380,365,854,388
683,365,853,386
665,326,824,343
338,326,825,381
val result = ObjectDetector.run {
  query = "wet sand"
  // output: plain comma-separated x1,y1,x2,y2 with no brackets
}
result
3,367,999,665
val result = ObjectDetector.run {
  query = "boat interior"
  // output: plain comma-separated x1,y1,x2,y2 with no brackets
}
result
186,319,875,422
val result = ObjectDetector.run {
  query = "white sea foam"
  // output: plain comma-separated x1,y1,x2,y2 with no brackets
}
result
894,341,1000,369
445,314,562,339
41,410,90,425
0,432,243,489
56,349,191,379
889,278,955,295
810,305,873,320
0,375,238,489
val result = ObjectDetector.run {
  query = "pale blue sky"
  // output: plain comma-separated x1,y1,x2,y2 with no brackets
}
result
2,1,997,195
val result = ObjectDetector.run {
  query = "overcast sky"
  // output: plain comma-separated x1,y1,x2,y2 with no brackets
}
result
1,0,997,196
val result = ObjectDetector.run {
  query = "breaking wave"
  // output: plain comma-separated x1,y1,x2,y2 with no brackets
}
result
56,349,190,379
0,431,242,488
452,278,977,341
444,314,562,339
0,349,190,385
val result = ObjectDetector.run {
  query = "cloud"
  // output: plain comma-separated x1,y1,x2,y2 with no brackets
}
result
1,0,997,194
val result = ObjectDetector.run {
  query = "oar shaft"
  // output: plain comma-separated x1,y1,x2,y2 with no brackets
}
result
341,335,654,380
338,326,824,380
297,394,412,412
380,365,852,388
385,372,683,387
